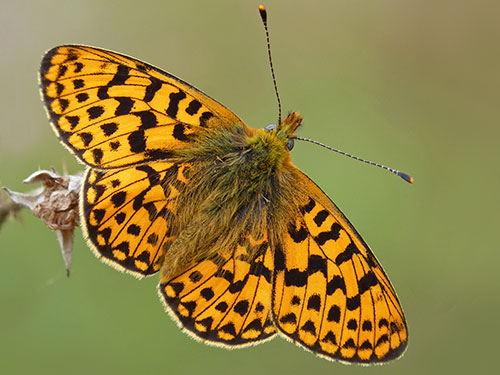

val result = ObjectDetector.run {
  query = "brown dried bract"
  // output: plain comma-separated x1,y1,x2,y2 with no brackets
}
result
3,169,83,276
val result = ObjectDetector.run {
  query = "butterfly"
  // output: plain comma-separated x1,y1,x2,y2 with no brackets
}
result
39,44,407,363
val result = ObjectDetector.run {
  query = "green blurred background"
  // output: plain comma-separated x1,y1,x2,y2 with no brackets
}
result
1,0,498,373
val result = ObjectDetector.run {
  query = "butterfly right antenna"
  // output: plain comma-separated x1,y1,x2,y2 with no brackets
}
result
259,5,282,126
259,5,413,185
295,136,414,184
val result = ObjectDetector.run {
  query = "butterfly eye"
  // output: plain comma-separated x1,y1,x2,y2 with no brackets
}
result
286,139,294,150
264,124,277,131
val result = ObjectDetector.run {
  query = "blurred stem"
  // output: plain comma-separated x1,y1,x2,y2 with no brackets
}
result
0,192,23,230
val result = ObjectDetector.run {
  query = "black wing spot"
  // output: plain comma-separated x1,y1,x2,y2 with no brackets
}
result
308,254,327,277
315,223,341,245
215,302,229,312
327,305,341,323
244,319,263,332
219,323,236,337
233,300,250,317
76,93,89,103
115,212,126,224
87,106,105,120
378,318,389,328
189,270,202,282
147,233,158,245
199,111,214,127
360,340,373,350
197,317,213,331
302,198,315,213
92,148,103,164
313,209,329,226
65,116,80,129
307,294,321,312
322,331,337,345
143,77,162,102
376,334,389,347
135,111,157,129
279,313,297,325
173,123,188,141
301,320,317,335
166,91,186,118
347,319,358,331
200,287,215,301
73,62,83,73
342,338,356,349
55,83,64,95
101,122,118,136
57,64,68,79
179,301,196,317
127,224,141,236
73,79,84,89
92,209,105,224
326,275,346,295
346,295,361,311
136,251,150,264
114,241,130,256
79,132,93,147
98,227,111,243
185,99,201,115
335,243,358,265
288,221,308,243
255,302,265,312
362,320,373,332
128,130,146,153
169,282,185,297
284,269,307,287
97,86,109,99
228,280,245,293
111,191,127,207
58,98,69,112
110,141,120,150
108,65,130,86
115,97,134,116
358,271,378,294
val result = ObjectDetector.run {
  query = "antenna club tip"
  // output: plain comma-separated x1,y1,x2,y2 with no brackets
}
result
399,172,414,184
258,5,267,21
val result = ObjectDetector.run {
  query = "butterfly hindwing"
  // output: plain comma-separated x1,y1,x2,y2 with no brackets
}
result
158,233,277,346
81,161,195,276
272,169,407,363
40,45,246,169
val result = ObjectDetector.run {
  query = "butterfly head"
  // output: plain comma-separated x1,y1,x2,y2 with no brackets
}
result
263,112,303,151
240,112,302,177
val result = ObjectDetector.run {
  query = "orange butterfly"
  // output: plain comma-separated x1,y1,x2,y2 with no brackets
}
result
39,13,408,363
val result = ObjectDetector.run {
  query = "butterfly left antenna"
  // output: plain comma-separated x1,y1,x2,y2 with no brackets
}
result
259,5,282,126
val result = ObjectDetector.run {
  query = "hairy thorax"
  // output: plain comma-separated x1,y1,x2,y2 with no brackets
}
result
160,116,302,279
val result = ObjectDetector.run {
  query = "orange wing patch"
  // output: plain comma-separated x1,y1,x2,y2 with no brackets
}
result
40,45,246,168
272,171,407,363
158,234,277,346
81,161,194,276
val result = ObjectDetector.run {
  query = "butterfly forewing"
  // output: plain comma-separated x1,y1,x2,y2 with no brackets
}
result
40,45,245,169
272,169,407,363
